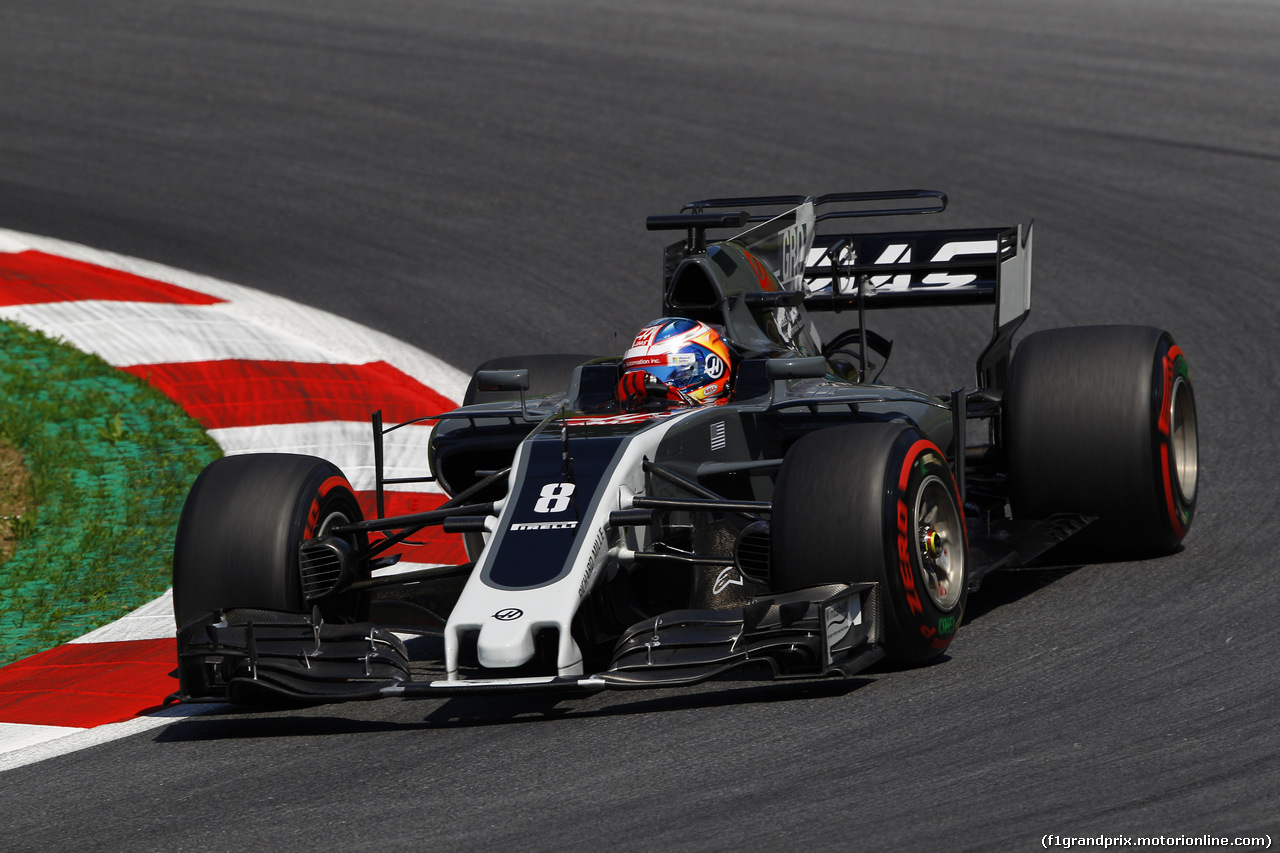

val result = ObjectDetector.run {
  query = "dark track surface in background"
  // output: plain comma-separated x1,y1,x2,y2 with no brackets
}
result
1,1,1277,849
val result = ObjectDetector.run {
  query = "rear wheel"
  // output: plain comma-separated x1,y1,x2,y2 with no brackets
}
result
771,423,968,665
1005,325,1197,556
172,453,367,632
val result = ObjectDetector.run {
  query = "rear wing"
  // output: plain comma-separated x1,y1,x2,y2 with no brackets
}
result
661,190,1033,391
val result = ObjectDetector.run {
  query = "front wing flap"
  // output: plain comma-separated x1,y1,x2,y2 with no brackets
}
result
176,608,412,703
603,582,881,686
175,584,882,703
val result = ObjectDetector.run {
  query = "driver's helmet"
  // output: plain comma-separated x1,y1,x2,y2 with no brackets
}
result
620,318,732,405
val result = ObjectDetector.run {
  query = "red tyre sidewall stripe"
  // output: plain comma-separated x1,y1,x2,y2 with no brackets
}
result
897,439,935,491
1157,344,1187,538
895,436,967,648
316,475,349,499
307,475,353,537
894,438,942,621
897,437,967,543
1160,443,1184,538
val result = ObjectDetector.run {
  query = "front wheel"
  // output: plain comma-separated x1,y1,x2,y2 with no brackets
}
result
172,453,367,632
771,423,968,665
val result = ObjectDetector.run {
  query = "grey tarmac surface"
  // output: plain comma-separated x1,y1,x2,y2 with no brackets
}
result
1,1,1278,849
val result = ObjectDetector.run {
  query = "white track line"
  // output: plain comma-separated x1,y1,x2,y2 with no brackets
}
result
68,591,179,645
0,704,224,774
208,421,442,493
0,301,345,367
0,229,468,400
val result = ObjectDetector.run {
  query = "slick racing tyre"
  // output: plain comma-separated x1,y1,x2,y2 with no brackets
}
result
771,423,968,665
463,353,596,405
172,454,368,632
1005,325,1197,556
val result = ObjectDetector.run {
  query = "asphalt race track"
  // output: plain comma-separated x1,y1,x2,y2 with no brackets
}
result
2,1,1278,849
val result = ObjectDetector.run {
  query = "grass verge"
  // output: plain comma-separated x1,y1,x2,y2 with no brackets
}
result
0,319,221,666
0,442,34,563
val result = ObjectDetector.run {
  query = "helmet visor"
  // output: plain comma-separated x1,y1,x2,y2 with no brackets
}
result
640,352,702,391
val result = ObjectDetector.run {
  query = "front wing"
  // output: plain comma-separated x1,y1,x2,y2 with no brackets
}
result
175,583,882,703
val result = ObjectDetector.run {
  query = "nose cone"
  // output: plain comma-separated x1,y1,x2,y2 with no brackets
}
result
476,614,537,669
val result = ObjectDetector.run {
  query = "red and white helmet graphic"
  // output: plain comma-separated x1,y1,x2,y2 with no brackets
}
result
620,318,732,405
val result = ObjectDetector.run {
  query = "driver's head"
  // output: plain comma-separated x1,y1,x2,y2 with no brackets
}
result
618,318,732,406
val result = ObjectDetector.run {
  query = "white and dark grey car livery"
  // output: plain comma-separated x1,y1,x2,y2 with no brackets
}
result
171,190,1198,705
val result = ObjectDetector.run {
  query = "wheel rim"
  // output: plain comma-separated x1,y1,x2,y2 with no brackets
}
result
315,504,362,557
914,475,964,611
1169,376,1198,504
298,497,362,606
318,508,352,539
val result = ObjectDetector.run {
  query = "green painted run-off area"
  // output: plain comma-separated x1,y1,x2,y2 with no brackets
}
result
0,320,220,666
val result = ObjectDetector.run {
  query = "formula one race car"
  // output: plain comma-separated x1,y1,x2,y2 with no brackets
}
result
171,190,1198,705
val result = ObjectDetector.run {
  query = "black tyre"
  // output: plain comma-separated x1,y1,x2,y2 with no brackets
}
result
463,353,596,405
172,453,367,631
771,423,968,665
1005,325,1197,556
